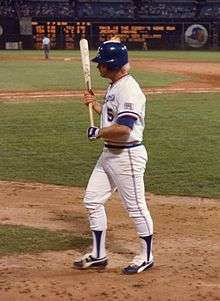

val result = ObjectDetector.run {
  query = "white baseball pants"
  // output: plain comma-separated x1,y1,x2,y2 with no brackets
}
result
84,145,153,237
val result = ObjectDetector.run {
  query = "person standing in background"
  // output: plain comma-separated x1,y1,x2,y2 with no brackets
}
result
42,35,50,59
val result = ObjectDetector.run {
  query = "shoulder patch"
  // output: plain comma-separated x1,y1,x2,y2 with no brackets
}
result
106,95,115,102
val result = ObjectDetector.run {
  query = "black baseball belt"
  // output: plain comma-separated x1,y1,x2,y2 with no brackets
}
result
104,143,142,149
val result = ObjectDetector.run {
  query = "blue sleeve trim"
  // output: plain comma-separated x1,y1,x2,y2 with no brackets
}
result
116,116,136,129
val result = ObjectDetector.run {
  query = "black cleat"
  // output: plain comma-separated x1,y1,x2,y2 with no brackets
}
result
123,260,154,275
73,253,108,269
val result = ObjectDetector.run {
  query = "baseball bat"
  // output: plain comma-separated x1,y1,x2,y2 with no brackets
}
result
79,38,94,127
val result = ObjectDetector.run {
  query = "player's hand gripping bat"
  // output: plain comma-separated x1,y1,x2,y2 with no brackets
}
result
79,38,94,127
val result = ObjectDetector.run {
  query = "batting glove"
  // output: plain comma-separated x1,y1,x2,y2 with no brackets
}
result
87,126,100,141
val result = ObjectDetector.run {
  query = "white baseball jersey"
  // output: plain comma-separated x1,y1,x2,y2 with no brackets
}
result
42,37,50,46
101,74,146,147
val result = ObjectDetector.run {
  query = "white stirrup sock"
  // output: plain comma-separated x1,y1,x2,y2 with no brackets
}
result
91,230,106,259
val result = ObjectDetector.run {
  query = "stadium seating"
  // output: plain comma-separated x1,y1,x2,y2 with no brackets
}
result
0,0,219,19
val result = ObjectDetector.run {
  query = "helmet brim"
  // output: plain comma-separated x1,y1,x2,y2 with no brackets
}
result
91,56,115,65
91,56,102,63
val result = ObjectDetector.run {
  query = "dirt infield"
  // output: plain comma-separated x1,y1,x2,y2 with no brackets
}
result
0,58,219,301
0,181,219,301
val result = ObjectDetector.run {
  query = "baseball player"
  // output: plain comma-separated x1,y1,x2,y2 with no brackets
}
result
42,35,50,59
74,40,154,274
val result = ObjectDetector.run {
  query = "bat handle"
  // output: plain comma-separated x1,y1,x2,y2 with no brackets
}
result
85,82,94,126
88,103,94,127
86,82,94,127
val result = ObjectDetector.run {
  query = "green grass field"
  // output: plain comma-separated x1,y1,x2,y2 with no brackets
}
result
0,60,188,91
0,49,219,92
0,224,90,255
0,60,189,92
0,93,219,198
1,49,220,61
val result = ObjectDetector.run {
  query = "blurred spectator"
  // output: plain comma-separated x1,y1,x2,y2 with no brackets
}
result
78,3,135,19
146,3,196,18
0,0,16,17
200,4,220,18
0,1,219,20
13,0,75,18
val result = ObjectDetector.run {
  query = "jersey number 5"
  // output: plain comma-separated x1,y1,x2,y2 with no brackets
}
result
107,108,114,122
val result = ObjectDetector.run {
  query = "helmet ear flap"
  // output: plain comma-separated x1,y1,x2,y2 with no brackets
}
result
91,42,128,70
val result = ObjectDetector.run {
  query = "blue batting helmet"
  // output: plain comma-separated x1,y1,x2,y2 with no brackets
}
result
91,41,128,70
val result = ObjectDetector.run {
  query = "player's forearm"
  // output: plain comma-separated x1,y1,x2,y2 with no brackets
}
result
98,124,131,139
91,101,102,114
